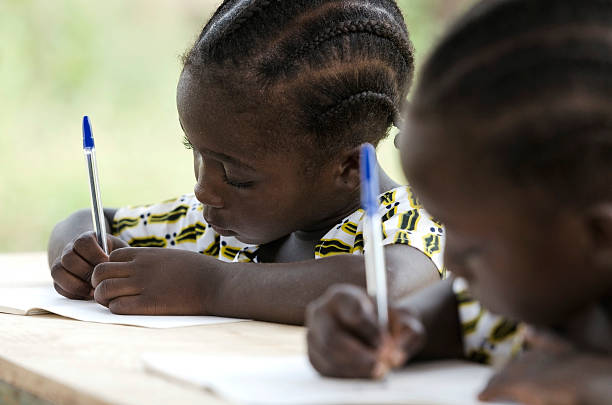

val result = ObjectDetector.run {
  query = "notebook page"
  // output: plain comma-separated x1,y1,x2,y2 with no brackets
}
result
0,286,245,328
143,354,516,405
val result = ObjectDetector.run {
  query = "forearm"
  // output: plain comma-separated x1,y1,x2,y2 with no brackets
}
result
397,278,465,361
209,244,440,325
211,255,367,325
47,208,116,268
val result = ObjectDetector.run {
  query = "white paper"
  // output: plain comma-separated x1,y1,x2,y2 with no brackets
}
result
0,286,244,328
143,354,515,405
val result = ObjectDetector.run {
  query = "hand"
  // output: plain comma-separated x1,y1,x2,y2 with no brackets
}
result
91,247,221,315
50,232,128,300
479,328,612,405
306,284,425,379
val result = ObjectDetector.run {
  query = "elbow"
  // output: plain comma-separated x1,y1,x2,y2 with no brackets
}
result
385,245,441,302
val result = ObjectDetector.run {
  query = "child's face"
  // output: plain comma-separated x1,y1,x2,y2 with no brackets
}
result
399,122,604,326
176,70,346,245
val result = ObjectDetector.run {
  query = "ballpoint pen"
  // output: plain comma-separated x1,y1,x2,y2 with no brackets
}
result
83,116,109,254
360,143,388,328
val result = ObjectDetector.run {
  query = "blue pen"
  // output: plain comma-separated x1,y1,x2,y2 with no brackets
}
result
360,143,388,328
83,116,109,254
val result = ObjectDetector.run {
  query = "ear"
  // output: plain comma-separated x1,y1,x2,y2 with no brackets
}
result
584,204,612,270
333,146,361,192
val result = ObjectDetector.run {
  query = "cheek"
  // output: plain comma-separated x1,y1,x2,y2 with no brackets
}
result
225,183,310,243
464,233,585,325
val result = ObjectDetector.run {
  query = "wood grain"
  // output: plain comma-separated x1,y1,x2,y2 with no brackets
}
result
0,253,306,405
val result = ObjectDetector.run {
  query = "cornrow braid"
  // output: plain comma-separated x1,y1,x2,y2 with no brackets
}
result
319,91,400,129
411,0,612,205
292,19,413,70
211,0,282,51
183,0,414,160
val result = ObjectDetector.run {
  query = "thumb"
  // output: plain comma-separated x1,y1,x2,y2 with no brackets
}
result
108,235,129,252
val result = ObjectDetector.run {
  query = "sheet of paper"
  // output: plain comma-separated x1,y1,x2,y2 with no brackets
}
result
0,286,245,328
143,354,515,405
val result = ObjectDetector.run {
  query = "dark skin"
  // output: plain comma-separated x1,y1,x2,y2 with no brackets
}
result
46,68,439,324
306,119,612,403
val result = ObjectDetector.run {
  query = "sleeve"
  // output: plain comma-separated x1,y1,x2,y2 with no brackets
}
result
453,277,525,367
378,186,446,275
111,195,216,254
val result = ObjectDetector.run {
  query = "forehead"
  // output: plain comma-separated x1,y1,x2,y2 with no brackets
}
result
178,70,277,157
177,69,314,177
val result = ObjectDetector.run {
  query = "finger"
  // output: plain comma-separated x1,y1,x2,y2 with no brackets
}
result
524,327,573,354
108,235,129,251
91,262,132,288
307,332,379,379
325,285,382,347
108,247,139,262
94,278,142,307
72,232,109,266
307,319,380,379
389,308,427,362
51,264,93,299
108,295,149,315
54,282,91,301
60,250,95,282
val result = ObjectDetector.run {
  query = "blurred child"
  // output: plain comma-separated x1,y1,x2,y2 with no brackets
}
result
306,0,612,402
47,0,444,325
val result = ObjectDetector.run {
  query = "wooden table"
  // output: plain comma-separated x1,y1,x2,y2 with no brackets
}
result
0,253,305,405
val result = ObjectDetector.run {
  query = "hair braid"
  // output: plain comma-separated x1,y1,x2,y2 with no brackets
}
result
319,91,400,128
183,0,413,159
292,19,413,69
411,0,612,205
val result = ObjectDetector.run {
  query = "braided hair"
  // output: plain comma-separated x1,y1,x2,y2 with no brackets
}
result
183,0,414,159
412,0,612,206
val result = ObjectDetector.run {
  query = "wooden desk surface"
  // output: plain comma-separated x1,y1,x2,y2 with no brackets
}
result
0,252,305,405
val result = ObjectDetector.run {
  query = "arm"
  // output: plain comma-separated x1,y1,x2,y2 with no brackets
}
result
396,277,464,361
211,244,439,325
90,243,439,324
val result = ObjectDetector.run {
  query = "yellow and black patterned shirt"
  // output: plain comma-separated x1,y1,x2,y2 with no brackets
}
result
111,186,445,272
453,278,525,367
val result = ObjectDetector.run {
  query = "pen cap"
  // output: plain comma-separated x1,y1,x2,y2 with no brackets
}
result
83,116,95,149
360,143,379,216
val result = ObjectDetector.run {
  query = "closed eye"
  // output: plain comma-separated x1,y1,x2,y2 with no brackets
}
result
223,172,255,189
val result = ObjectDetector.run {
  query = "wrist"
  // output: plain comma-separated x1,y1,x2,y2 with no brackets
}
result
198,255,230,316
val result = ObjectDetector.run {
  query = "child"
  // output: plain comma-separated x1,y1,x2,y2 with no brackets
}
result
306,0,612,402
47,0,444,325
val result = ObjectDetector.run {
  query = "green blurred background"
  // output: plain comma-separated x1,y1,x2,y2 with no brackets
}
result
0,0,474,252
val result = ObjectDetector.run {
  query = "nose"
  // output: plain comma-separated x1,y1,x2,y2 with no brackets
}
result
193,159,225,209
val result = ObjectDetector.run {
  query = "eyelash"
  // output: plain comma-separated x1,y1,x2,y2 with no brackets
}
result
183,135,254,189
223,173,255,189
182,135,193,150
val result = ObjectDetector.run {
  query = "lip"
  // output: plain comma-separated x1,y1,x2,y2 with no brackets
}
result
211,225,236,236
206,221,237,237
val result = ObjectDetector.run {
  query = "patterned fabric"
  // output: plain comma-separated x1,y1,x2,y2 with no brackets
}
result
453,278,525,367
111,186,445,272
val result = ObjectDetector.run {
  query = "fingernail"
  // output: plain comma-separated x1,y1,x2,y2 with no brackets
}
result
372,361,389,379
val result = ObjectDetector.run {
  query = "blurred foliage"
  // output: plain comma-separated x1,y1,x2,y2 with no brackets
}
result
0,0,474,252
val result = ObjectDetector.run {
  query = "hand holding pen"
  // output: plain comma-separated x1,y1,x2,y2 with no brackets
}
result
305,144,426,379
49,117,128,300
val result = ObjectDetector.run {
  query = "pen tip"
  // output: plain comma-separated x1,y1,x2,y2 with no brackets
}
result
83,116,94,149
